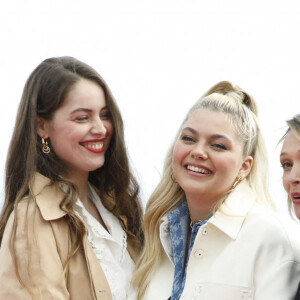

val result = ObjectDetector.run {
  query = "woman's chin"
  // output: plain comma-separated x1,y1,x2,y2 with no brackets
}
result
293,205,300,220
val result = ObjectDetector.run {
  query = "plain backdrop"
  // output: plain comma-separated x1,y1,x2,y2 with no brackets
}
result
0,0,299,217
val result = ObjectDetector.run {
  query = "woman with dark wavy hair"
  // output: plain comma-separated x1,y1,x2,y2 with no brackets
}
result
0,56,143,300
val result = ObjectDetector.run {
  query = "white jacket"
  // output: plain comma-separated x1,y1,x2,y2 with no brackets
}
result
143,182,300,300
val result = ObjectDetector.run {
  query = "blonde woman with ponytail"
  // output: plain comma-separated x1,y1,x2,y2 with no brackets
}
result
133,82,300,300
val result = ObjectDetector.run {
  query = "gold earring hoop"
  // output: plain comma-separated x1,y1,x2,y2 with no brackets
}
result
232,176,242,189
42,138,50,154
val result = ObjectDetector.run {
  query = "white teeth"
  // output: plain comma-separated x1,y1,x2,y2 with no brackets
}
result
187,165,211,174
84,143,103,149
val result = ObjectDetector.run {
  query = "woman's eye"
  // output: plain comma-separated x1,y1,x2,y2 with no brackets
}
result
75,116,88,121
281,161,292,170
100,113,111,120
212,143,227,150
181,136,195,143
100,110,111,120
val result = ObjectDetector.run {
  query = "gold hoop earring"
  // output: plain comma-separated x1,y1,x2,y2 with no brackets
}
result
232,176,242,189
42,138,50,154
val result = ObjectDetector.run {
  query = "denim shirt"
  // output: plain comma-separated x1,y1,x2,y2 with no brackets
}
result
167,201,208,300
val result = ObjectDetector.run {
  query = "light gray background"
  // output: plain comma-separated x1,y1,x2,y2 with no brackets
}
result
1,0,299,217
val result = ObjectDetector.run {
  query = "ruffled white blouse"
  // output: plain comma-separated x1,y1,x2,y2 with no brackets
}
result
74,185,136,300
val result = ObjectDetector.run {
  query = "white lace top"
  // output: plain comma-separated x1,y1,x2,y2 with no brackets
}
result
74,185,136,300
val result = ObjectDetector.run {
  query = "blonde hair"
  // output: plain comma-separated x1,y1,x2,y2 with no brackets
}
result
282,114,300,216
133,81,272,299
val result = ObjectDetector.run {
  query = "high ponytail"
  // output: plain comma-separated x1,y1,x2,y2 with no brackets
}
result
202,81,258,116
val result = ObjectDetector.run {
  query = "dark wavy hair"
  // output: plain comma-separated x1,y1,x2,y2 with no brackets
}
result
0,56,143,292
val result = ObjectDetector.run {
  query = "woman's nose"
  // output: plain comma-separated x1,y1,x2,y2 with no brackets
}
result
91,117,107,136
288,166,300,185
191,144,208,160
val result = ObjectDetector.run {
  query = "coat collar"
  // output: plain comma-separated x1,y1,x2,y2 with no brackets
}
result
208,180,256,239
30,173,142,260
30,173,67,220
160,181,256,241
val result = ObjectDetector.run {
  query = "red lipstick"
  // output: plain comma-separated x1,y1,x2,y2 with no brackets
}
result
80,139,105,154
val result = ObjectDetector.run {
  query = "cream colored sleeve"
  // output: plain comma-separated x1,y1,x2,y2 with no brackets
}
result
253,220,300,300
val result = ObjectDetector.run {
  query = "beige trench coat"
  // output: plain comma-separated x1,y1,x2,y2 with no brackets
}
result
0,173,140,300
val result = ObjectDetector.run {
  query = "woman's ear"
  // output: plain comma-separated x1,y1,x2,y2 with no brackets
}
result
238,156,253,179
37,116,48,139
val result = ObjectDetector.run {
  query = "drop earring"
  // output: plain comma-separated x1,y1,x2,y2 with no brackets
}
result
42,138,50,153
232,176,242,189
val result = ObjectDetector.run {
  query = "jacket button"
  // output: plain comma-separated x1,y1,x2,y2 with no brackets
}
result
193,283,203,295
164,224,170,233
240,290,250,299
202,227,208,235
194,249,204,258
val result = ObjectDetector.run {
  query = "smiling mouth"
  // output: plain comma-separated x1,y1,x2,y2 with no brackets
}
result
290,191,300,205
186,165,212,174
80,141,104,153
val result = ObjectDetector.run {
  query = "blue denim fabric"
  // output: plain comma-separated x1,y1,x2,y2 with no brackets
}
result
168,201,208,300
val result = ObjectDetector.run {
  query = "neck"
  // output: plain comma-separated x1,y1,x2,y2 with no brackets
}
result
185,193,214,221
66,171,90,204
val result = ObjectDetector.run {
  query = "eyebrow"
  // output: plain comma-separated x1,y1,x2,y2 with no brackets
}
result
182,127,197,135
181,127,233,145
280,149,300,157
70,108,91,114
70,106,108,114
